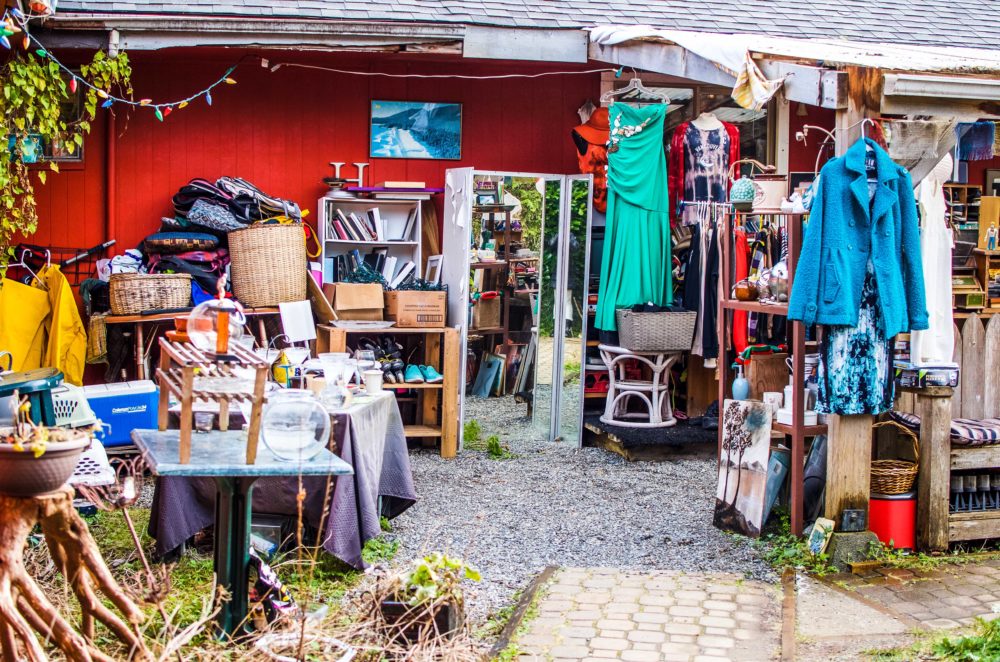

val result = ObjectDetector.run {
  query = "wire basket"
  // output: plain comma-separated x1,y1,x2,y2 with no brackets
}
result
871,420,920,495
109,273,192,315
228,224,307,308
615,309,697,352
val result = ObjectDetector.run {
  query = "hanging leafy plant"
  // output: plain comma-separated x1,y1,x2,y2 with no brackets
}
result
0,49,132,276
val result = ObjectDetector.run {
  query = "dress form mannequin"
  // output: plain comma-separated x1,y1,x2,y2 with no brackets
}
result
691,112,723,131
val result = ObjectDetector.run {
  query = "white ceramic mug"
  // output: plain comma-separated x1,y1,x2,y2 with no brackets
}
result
785,353,821,377
363,369,384,394
763,391,783,414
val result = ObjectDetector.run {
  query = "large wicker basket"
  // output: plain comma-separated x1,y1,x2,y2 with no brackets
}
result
109,274,192,316
229,224,307,308
871,420,920,495
616,309,697,352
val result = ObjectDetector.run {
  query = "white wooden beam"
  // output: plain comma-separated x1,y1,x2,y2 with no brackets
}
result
773,91,791,174
759,60,847,109
589,41,737,89
464,26,588,63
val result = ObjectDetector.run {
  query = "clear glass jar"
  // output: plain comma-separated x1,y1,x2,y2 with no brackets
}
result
188,298,246,354
260,389,331,462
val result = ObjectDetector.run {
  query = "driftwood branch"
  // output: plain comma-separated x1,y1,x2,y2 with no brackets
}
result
0,487,149,661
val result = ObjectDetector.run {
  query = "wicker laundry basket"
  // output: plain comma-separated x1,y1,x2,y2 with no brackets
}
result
229,224,307,308
870,420,920,495
615,309,697,352
109,273,192,316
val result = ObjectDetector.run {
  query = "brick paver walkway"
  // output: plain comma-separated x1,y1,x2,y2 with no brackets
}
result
515,568,781,662
827,557,1000,630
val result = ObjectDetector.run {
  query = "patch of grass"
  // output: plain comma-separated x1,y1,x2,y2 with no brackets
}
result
464,419,484,450
361,535,400,565
562,360,581,385
754,511,834,576
486,434,517,460
933,617,1000,660
866,539,1000,574
379,515,392,532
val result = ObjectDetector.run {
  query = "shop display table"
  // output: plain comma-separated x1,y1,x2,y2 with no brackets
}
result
105,307,280,380
598,345,683,428
132,428,353,637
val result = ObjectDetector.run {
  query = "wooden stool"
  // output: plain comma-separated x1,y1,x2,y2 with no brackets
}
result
598,345,683,428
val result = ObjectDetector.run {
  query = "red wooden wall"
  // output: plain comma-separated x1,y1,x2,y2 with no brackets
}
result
30,49,600,253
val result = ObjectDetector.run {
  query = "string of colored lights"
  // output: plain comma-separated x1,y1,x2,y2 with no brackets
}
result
0,6,241,121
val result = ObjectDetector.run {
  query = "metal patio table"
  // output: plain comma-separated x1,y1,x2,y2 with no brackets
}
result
131,428,353,637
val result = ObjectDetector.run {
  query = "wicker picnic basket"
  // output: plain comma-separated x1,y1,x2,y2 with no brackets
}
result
615,309,697,352
228,224,307,308
870,420,920,495
109,273,192,316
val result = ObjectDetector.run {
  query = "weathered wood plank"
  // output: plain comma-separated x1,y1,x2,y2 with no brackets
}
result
949,511,1000,542
961,314,986,419
916,393,953,551
825,414,872,527
951,445,1000,471
953,322,964,420
985,315,1000,418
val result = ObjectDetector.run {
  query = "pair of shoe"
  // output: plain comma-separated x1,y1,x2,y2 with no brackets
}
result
381,358,405,384
403,365,444,384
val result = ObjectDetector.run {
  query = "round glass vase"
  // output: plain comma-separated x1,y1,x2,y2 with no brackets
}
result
260,389,331,462
187,298,246,354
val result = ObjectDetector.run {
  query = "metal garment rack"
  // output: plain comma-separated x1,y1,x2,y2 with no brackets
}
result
716,209,821,536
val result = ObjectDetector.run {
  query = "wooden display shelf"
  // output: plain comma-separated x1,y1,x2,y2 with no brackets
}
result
316,324,459,458
773,421,827,437
720,300,789,316
470,261,509,270
403,424,443,437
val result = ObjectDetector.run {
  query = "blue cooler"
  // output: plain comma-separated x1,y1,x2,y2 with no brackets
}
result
83,380,159,447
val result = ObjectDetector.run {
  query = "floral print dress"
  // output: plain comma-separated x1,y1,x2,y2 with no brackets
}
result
816,260,894,415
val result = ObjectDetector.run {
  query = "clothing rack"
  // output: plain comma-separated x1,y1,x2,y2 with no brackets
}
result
717,210,817,536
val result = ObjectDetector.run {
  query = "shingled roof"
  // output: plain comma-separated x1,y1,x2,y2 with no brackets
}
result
54,0,1000,51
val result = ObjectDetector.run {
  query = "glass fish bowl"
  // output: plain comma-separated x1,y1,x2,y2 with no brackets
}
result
188,298,246,354
260,389,330,461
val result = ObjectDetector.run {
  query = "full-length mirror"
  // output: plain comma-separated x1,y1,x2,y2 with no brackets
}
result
441,170,593,447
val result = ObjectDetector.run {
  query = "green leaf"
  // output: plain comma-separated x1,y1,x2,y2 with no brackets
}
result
36,171,45,184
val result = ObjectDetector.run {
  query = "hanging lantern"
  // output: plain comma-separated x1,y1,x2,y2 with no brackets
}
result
28,0,54,17
139,98,152,106
69,78,77,93
205,91,213,106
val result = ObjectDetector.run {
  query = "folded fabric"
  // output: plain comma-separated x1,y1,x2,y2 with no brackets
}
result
109,250,145,274
144,231,219,254
187,198,243,234
957,121,996,161
891,411,1000,447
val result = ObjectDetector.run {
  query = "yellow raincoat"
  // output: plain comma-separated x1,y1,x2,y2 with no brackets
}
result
0,266,87,385
39,266,87,385
0,277,49,372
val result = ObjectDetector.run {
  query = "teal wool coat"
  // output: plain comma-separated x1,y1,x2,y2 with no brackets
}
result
788,138,928,337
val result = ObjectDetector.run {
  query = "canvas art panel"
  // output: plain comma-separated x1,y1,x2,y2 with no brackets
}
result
714,399,772,537
370,101,462,160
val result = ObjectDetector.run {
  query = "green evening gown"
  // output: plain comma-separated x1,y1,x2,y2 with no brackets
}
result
595,102,672,331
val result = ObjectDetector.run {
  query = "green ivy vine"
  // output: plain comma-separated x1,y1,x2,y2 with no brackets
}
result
0,49,132,275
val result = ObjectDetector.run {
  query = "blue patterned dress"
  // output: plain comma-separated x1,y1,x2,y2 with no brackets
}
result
816,260,894,415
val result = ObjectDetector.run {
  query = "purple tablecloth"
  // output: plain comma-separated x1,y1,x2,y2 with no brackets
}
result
147,392,416,568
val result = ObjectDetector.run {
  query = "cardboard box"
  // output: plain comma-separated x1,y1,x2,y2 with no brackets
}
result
324,282,384,321
472,296,501,330
384,290,446,328
894,362,960,388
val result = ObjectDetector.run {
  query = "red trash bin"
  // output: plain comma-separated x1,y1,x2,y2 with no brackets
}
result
869,491,916,550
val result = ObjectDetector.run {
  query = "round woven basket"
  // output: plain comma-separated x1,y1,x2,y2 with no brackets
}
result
109,273,192,316
871,420,920,495
229,224,307,308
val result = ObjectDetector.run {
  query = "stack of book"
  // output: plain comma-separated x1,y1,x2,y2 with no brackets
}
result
325,206,418,243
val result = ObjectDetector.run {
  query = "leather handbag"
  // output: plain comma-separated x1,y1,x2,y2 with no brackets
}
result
728,159,787,212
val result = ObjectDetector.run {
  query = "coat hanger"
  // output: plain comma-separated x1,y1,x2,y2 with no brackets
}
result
600,76,669,104
7,248,47,289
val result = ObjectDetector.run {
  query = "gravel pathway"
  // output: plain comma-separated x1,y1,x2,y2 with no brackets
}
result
389,395,774,626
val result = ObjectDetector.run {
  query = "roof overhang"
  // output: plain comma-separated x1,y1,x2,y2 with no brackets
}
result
43,14,589,62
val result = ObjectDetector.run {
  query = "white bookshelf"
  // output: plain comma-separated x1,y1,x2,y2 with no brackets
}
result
318,196,423,283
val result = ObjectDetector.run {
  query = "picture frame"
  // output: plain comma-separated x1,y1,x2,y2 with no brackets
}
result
714,399,773,537
788,171,815,196
424,254,443,284
986,169,1000,197
370,100,462,160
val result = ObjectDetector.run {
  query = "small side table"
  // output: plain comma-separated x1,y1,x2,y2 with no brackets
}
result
132,428,354,637
598,345,683,428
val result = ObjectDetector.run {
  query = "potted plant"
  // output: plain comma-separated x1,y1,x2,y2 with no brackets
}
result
0,394,90,496
380,552,481,643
